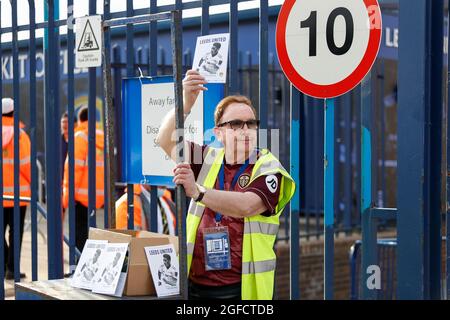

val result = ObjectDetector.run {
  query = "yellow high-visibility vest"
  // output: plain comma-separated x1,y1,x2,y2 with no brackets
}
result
186,147,296,300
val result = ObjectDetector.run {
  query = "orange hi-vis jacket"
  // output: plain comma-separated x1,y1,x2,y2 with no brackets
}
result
62,121,105,209
116,185,176,233
2,117,31,207
115,185,146,230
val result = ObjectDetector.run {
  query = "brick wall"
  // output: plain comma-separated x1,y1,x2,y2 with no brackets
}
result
274,231,448,300
274,232,396,300
274,236,355,299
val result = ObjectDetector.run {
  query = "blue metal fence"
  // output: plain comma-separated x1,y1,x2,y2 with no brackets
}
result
0,0,403,300
350,239,397,300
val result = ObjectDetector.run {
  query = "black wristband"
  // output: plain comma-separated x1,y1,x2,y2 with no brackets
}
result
194,190,205,202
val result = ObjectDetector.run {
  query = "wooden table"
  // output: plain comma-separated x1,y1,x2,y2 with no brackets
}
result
15,279,180,300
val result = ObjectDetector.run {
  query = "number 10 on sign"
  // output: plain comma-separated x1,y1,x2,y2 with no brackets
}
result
276,0,381,99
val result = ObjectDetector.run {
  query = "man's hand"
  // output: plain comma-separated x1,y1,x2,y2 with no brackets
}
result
173,163,198,199
183,70,208,113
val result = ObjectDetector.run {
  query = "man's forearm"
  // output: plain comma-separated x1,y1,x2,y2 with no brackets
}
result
200,188,267,218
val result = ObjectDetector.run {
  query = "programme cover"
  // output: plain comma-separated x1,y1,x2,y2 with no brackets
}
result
71,240,108,290
91,243,129,296
192,33,230,83
144,244,179,297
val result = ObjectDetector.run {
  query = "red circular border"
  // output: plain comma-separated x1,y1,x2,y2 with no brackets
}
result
276,0,382,99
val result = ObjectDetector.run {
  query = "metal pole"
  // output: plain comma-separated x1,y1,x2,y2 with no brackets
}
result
45,0,63,279
28,0,38,281
0,2,4,299
447,3,450,301
149,0,159,233
229,0,238,94
11,0,22,283
259,0,268,147
289,85,300,300
126,0,134,230
428,0,443,300
398,0,443,300
171,9,187,300
324,98,335,300
102,3,117,230
398,0,427,299
67,0,76,272
360,73,377,300
88,0,97,228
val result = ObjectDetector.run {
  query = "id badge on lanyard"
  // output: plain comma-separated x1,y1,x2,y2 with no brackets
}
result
203,226,231,271
202,158,250,271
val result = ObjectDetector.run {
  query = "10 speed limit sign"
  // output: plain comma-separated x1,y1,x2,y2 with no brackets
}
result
276,0,382,99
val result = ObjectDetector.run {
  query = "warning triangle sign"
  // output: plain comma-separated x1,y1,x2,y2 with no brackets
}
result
77,19,100,52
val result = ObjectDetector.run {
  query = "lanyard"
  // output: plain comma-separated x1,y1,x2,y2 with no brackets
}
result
215,158,250,224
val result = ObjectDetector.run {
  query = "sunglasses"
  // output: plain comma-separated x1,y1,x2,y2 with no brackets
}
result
217,119,260,130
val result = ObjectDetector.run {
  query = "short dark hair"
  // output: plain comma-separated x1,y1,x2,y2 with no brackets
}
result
213,42,221,49
78,106,88,122
163,254,171,261
62,110,78,123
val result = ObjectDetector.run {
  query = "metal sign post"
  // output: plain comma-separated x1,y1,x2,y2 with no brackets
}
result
324,98,335,299
276,0,382,300
170,9,188,300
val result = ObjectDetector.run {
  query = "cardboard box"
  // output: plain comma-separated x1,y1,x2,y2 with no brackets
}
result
88,228,179,296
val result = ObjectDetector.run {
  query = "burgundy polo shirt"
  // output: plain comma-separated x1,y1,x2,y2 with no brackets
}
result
187,142,281,286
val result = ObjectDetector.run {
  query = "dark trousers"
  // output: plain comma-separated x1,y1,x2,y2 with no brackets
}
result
3,206,27,272
75,202,88,253
188,280,241,300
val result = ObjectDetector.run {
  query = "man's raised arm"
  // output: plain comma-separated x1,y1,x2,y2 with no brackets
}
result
155,70,207,162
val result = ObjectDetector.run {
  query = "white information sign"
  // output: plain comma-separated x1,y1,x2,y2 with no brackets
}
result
141,82,203,177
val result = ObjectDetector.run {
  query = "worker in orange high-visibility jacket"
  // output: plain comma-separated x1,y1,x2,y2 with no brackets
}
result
2,98,30,280
62,105,104,252
116,184,176,235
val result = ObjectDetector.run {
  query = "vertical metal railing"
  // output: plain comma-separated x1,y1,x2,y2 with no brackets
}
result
171,8,187,301
11,0,22,284
126,0,135,231
28,0,38,281
102,0,117,231
259,0,268,148
229,0,238,94
67,0,76,271
324,98,335,299
428,0,444,300
289,86,301,299
447,2,450,300
397,0,444,299
88,0,97,228
0,1,4,300
149,0,159,234
360,73,377,300
201,0,210,35
45,0,63,279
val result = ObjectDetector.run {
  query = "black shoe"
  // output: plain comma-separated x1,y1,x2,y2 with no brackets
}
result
64,272,73,278
5,270,26,280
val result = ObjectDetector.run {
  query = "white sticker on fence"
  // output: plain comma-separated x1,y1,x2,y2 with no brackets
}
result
76,15,102,68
